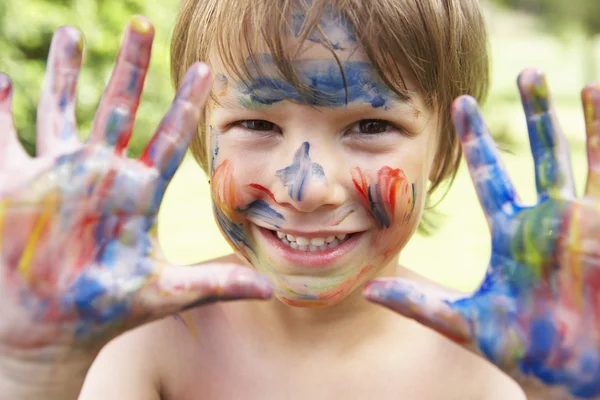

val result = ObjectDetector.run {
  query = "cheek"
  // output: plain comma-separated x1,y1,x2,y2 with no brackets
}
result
210,159,253,254
210,157,285,254
351,166,418,230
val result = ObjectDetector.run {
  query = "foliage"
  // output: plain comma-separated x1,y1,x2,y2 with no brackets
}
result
0,0,179,156
491,0,600,35
489,0,600,81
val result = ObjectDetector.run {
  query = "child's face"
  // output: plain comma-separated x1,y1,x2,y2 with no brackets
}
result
206,20,440,307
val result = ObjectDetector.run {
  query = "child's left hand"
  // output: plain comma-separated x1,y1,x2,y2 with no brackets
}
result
364,69,600,399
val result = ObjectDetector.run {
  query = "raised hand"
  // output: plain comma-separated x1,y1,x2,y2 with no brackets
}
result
363,69,600,398
0,16,272,378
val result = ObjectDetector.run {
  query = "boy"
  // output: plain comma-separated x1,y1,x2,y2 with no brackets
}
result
0,0,597,399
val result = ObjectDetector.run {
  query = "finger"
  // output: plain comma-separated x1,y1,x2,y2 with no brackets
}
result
582,83,600,198
137,263,273,319
139,62,211,181
36,26,84,157
0,73,29,169
452,95,519,221
518,69,575,199
89,15,154,152
363,278,473,344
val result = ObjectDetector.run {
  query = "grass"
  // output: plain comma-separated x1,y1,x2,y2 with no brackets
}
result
157,4,594,293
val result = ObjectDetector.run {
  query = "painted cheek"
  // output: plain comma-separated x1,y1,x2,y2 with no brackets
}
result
211,160,286,254
211,160,254,254
351,166,416,230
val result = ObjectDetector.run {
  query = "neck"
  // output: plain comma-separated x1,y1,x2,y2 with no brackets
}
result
252,257,401,354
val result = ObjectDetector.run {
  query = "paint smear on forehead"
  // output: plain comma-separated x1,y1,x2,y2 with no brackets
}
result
290,3,357,51
237,55,392,109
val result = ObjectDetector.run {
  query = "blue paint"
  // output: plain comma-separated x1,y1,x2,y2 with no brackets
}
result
127,68,140,92
69,272,129,337
237,199,284,229
239,55,391,108
367,185,391,229
276,142,325,201
210,125,219,174
104,107,130,146
290,4,357,50
526,111,560,198
213,202,254,253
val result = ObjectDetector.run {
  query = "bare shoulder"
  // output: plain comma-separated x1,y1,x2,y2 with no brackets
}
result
394,266,526,400
80,321,164,399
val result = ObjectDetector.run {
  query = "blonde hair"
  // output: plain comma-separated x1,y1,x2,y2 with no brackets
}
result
170,0,489,198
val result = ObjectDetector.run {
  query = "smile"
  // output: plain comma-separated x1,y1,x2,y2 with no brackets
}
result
274,231,351,252
254,225,365,268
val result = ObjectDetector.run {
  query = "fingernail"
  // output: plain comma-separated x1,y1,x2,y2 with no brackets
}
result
177,63,212,104
518,68,550,113
129,15,153,34
362,280,387,301
451,95,482,141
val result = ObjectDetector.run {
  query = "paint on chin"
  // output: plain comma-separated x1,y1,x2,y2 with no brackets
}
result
276,142,325,201
275,264,376,308
351,166,416,230
238,55,391,109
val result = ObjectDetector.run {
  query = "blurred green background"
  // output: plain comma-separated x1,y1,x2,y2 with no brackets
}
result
1,0,598,292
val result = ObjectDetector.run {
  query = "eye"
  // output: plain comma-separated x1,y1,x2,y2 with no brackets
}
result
348,119,396,135
238,120,281,132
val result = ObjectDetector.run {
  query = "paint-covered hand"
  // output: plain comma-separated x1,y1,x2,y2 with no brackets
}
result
364,69,600,399
0,17,272,387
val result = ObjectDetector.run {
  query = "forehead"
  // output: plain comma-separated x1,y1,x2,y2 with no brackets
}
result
207,7,418,109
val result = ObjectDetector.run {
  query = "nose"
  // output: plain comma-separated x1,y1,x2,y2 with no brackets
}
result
272,142,343,213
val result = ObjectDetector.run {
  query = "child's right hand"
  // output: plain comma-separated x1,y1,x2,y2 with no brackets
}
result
0,16,272,394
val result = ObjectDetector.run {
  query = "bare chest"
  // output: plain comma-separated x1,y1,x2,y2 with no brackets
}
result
158,323,514,400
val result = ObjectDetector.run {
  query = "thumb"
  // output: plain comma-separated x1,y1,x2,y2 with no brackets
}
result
137,262,273,320
363,278,474,344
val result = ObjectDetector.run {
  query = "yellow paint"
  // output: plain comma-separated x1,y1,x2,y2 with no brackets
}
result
129,15,153,34
180,312,199,339
17,195,56,282
568,205,583,309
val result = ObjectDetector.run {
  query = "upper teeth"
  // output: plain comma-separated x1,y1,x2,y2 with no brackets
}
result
276,232,347,245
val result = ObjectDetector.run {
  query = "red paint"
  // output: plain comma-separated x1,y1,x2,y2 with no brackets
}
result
0,74,11,102
248,183,281,205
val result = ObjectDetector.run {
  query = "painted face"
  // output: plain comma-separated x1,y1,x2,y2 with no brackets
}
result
206,12,439,307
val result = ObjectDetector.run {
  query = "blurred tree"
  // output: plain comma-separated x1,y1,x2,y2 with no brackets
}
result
0,0,179,156
490,0,600,82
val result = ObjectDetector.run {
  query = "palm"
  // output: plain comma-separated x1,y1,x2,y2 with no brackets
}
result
365,70,600,398
0,19,271,355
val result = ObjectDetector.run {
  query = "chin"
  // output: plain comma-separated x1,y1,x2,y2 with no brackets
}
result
269,264,376,308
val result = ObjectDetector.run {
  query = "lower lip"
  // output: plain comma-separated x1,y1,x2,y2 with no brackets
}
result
256,226,364,268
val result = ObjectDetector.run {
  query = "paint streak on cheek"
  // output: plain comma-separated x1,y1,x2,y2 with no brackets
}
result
351,166,416,230
211,160,252,253
211,160,286,254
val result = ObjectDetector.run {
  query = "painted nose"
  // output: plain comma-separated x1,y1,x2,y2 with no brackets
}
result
273,142,341,213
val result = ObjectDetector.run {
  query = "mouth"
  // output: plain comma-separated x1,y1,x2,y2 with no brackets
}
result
255,225,365,268
274,230,352,252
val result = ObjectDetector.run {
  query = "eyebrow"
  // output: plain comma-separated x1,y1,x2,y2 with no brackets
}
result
215,90,418,116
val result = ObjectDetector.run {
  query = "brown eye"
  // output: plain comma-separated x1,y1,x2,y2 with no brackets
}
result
359,120,390,134
240,120,277,131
